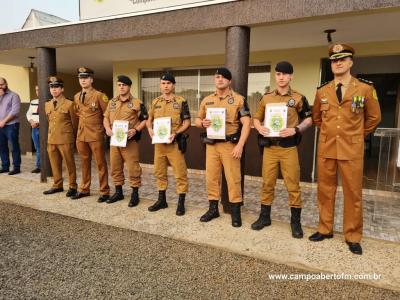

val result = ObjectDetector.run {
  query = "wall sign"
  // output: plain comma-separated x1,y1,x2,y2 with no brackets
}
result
80,0,238,20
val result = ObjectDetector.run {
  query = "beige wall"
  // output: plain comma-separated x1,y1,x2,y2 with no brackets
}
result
29,71,113,100
113,40,400,105
0,64,31,103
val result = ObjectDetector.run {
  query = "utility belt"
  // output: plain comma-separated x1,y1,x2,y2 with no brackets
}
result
200,132,240,145
257,133,301,148
127,130,142,142
174,133,189,154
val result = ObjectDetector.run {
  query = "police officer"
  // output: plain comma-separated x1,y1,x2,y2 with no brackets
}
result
103,75,148,206
252,61,312,238
146,73,191,216
72,67,110,202
43,76,78,197
195,67,251,227
310,44,381,254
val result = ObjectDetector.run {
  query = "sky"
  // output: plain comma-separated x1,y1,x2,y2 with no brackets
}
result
0,0,79,33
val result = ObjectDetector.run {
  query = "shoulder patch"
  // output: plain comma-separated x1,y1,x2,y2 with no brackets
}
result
317,81,330,89
358,78,374,86
102,94,109,103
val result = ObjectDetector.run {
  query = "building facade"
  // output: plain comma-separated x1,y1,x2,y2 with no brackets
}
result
0,0,399,187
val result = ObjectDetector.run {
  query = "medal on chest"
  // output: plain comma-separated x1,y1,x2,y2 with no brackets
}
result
127,102,133,109
351,96,365,113
228,97,234,104
91,102,96,112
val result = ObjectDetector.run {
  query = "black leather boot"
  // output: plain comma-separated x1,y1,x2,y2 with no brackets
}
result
148,190,168,212
251,205,271,230
290,207,304,239
200,200,220,222
231,203,242,227
97,194,110,203
128,187,140,207
106,185,124,204
176,193,185,216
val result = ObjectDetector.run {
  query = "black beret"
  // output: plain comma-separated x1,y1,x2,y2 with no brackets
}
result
160,73,176,84
275,61,294,74
215,67,232,81
117,75,132,86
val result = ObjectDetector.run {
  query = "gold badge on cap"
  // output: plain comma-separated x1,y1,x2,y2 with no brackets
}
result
332,44,344,53
49,76,57,82
78,67,86,73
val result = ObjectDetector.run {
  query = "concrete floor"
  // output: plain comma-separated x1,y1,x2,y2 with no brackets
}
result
1,202,399,299
0,168,399,293
18,154,400,242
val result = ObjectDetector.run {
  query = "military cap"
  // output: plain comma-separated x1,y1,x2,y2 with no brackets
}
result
275,61,294,74
160,73,176,84
77,67,94,78
329,43,355,60
48,76,64,87
117,75,132,86
215,67,232,81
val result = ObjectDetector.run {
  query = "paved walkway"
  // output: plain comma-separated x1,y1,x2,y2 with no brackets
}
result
1,202,398,299
0,171,399,293
18,154,400,242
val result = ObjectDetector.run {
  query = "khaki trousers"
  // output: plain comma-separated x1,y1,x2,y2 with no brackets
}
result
76,140,110,195
261,146,302,208
206,142,242,203
317,157,363,242
110,141,141,187
47,143,77,189
154,143,188,194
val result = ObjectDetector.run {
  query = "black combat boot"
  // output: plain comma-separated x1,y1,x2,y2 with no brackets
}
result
148,190,168,212
200,200,220,222
251,205,271,230
128,187,140,207
176,193,186,216
106,185,124,204
231,203,242,227
290,207,304,239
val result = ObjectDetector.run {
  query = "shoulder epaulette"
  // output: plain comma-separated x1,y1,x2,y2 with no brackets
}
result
317,81,330,89
358,78,374,86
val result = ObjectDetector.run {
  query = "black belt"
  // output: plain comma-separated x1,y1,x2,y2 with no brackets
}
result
258,135,300,148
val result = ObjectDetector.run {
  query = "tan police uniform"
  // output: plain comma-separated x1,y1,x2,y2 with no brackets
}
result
45,95,78,190
253,88,311,208
198,89,250,203
74,87,110,196
104,94,145,187
149,95,190,194
313,76,381,242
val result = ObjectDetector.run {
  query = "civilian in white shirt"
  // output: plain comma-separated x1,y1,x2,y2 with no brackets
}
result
26,85,40,173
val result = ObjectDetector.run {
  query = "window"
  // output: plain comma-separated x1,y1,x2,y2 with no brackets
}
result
141,65,270,122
